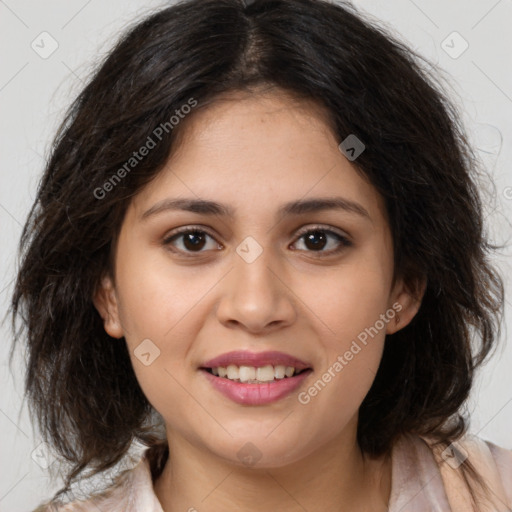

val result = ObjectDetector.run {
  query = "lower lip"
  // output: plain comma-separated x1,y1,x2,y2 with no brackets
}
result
201,369,313,405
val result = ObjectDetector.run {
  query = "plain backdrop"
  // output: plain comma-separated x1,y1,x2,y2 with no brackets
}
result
1,0,511,510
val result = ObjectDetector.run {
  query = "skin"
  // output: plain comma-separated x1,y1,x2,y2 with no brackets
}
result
94,89,424,512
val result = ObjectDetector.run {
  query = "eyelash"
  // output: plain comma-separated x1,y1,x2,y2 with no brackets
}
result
162,225,353,258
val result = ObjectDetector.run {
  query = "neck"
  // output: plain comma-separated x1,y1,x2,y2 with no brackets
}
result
153,423,391,512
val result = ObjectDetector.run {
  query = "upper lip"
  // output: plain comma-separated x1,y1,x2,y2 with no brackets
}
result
201,350,312,371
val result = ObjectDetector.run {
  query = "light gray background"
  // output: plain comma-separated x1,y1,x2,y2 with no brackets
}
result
1,0,511,510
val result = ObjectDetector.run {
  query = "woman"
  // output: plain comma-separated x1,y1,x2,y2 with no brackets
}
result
10,0,512,510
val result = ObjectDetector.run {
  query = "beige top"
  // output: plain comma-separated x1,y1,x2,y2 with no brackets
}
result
36,433,512,511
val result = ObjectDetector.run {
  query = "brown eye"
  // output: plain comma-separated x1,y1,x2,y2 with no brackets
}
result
180,231,207,251
303,231,328,251
292,227,352,255
163,228,221,255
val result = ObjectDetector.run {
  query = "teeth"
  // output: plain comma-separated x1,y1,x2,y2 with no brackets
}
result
239,366,256,382
210,364,299,382
256,365,275,382
274,365,286,379
227,364,239,380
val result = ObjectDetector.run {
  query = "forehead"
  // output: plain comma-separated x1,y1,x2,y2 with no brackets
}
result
129,90,388,227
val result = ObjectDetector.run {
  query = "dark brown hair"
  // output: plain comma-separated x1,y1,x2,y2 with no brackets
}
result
9,0,505,508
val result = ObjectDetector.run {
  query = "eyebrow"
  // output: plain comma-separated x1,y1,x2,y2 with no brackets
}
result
140,196,371,222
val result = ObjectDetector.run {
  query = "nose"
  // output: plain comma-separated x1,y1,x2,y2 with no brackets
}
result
215,244,297,334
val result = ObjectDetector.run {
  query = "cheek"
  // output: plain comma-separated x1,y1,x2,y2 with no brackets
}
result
304,255,393,350
115,245,218,340
298,292,388,433
296,248,392,406
113,251,211,399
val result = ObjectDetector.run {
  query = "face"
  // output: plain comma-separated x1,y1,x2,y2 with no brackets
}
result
95,90,421,468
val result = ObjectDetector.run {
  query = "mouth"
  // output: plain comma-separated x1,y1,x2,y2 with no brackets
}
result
200,350,313,383
200,365,312,384
199,350,313,405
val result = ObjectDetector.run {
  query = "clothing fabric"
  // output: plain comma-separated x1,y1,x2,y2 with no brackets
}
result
35,433,512,511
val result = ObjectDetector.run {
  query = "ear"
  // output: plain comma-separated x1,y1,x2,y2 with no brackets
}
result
93,274,124,339
386,275,427,335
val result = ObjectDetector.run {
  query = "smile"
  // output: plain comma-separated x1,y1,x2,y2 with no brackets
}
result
208,364,306,382
200,350,313,405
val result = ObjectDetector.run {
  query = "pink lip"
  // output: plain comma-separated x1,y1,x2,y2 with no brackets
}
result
199,350,313,406
201,350,312,371
201,368,313,405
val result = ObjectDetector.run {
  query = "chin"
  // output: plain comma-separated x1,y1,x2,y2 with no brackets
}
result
207,433,312,469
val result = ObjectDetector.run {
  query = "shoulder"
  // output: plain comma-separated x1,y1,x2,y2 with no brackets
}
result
32,452,161,512
484,439,512,504
388,433,512,511
32,474,130,512
420,433,512,510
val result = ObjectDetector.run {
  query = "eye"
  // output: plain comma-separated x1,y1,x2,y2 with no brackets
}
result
162,227,221,256
162,225,352,257
291,226,352,255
